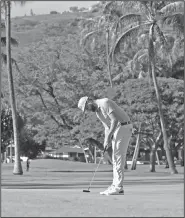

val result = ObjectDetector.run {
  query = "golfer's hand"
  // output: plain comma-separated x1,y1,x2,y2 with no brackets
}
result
104,135,113,148
103,144,109,150
103,135,113,149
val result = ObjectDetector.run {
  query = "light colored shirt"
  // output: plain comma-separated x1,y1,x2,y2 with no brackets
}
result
95,98,130,129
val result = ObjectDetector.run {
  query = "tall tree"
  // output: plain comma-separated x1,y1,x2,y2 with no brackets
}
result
0,2,2,156
111,1,183,174
5,0,26,175
131,122,142,170
80,2,124,88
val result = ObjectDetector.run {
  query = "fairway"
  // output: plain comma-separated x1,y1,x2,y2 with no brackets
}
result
1,159,184,217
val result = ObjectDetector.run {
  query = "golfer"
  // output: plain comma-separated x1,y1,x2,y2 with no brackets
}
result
78,96,133,195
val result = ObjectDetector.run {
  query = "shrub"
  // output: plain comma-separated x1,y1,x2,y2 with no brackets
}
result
50,11,59,15
68,156,79,162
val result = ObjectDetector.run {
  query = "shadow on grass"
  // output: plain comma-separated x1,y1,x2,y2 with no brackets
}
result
2,178,183,190
49,170,113,173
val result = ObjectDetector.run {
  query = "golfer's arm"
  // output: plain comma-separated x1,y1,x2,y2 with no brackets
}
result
96,111,110,132
105,112,118,144
103,124,109,138
106,112,118,139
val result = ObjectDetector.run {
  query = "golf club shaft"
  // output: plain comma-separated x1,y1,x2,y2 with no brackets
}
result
87,147,107,190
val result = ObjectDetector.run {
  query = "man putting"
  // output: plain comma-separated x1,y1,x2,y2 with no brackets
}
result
78,96,133,195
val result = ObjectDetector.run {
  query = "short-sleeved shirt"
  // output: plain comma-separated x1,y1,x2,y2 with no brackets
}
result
95,98,130,127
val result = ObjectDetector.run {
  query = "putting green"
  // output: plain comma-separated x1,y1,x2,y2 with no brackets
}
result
2,159,183,217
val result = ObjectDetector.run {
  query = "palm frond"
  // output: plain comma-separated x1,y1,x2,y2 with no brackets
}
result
119,13,142,29
112,72,123,82
172,57,184,73
131,49,148,72
160,2,184,15
81,29,104,55
1,53,17,64
110,8,123,18
148,24,155,60
120,1,140,13
154,24,167,46
1,1,6,14
172,37,184,59
161,13,184,34
1,22,5,29
1,37,6,46
112,23,151,57
137,32,149,48
138,53,148,63
139,1,152,18
80,18,96,30
133,48,148,63
81,30,99,47
97,15,106,30
1,37,19,46
103,1,116,14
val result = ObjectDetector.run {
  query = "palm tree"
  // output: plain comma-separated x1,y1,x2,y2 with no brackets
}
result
1,3,20,164
149,131,162,172
5,0,22,174
1,21,19,62
0,3,2,113
80,2,124,88
112,1,183,174
4,0,26,175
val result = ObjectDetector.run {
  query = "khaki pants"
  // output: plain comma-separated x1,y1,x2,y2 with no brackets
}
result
112,124,133,187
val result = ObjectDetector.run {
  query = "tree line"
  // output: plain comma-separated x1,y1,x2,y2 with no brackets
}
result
1,1,184,174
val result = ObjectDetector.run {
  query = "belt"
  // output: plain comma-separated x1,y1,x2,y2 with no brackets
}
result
120,121,131,126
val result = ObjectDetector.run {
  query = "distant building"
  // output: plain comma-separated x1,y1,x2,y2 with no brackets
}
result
3,144,28,163
49,146,89,159
40,146,56,158
6,143,15,157
3,143,15,163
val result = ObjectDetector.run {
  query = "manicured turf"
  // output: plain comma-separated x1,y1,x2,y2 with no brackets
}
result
1,159,184,217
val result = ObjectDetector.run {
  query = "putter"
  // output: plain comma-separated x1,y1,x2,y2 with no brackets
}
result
83,146,107,193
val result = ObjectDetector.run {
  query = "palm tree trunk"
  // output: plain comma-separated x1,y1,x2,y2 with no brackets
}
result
4,151,7,163
150,132,162,172
124,155,128,170
79,139,88,163
168,54,173,77
0,2,1,157
88,148,94,163
10,143,12,162
94,146,96,164
131,122,142,170
5,1,23,175
150,148,156,172
149,24,177,174
106,28,113,88
156,151,160,165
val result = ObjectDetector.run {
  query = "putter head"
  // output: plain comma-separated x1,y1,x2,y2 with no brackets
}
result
83,190,90,193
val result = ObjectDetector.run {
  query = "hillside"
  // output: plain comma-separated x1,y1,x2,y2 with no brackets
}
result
11,12,97,47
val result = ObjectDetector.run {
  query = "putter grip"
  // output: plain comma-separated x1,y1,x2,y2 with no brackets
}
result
103,146,107,154
104,141,112,153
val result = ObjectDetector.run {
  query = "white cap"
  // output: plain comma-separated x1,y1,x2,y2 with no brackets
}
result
78,96,88,112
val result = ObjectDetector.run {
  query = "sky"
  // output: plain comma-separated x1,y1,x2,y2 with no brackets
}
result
11,1,97,17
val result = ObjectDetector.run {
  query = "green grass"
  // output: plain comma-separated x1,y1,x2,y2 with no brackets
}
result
1,159,184,217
